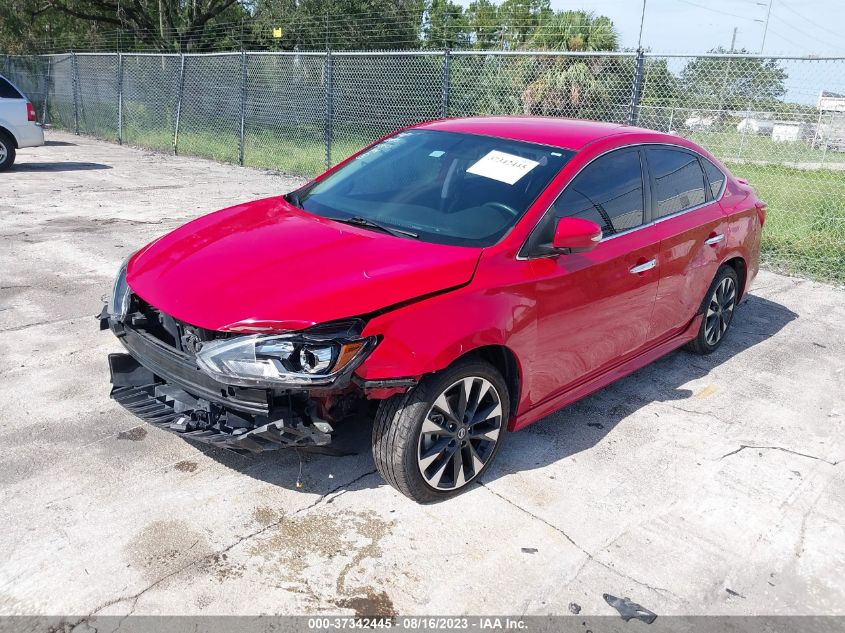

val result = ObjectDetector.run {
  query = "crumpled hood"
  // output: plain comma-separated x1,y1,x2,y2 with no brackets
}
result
126,196,481,332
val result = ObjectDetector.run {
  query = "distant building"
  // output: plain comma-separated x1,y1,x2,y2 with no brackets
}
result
771,121,813,143
818,91,845,112
736,117,774,135
684,114,715,131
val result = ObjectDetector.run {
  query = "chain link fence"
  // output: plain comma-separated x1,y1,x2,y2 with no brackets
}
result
3,50,844,284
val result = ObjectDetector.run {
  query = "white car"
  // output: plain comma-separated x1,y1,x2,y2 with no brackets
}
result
0,74,45,171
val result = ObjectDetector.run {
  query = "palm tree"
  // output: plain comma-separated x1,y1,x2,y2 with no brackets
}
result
525,10,617,52
520,11,624,120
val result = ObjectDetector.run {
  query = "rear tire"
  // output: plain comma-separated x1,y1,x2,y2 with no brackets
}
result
685,265,739,355
372,358,509,503
0,131,15,172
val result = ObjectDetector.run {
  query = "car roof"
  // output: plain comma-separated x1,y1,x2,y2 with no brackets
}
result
414,116,658,151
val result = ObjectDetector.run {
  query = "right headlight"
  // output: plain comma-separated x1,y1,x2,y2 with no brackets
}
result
195,320,376,388
107,256,132,321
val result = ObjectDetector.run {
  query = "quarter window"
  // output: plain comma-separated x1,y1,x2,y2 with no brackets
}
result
0,77,22,99
647,148,707,218
700,157,726,199
552,149,644,235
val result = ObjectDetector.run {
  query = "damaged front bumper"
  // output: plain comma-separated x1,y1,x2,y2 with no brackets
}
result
102,306,335,453
100,299,416,453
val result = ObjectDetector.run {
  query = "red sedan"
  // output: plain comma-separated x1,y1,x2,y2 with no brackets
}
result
101,117,764,502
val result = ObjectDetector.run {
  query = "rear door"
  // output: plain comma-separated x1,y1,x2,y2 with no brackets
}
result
645,146,730,339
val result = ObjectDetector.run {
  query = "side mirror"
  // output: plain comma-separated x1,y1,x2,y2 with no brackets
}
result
552,217,603,253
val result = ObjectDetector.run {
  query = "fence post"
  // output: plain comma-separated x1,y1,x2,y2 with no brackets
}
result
324,51,333,170
116,53,124,145
737,107,750,161
41,57,52,125
71,52,80,135
441,49,451,118
627,48,645,126
821,111,831,167
173,54,186,156
238,51,247,166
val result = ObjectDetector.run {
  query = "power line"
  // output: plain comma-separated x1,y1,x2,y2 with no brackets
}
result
774,1,845,47
675,0,764,22
769,12,844,52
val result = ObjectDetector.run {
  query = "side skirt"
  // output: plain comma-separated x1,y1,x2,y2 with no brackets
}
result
510,314,703,431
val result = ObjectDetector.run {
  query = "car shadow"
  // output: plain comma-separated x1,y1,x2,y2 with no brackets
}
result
198,293,798,499
12,162,111,172
43,140,77,146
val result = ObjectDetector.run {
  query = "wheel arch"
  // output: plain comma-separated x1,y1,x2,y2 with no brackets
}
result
0,124,19,148
461,344,522,419
722,256,748,300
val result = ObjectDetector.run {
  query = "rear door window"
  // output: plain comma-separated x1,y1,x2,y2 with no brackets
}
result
700,157,726,199
0,77,22,99
646,147,707,218
552,148,645,235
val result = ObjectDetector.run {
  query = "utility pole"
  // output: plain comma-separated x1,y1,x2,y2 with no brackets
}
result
759,0,772,53
730,26,737,52
636,0,647,49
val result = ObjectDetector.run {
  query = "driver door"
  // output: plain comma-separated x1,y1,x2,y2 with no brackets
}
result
523,147,661,408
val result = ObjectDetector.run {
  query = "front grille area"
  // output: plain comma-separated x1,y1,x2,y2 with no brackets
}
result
116,323,270,415
129,295,229,355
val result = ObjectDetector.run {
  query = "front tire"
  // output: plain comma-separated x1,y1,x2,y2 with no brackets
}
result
685,265,739,355
372,359,509,503
0,131,16,172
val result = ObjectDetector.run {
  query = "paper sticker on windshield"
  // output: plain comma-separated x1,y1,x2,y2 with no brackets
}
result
467,150,539,185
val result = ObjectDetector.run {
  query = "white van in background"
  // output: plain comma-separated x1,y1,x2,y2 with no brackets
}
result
0,74,45,171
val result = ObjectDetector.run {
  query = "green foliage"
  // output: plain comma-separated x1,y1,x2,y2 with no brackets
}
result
525,10,616,52
728,161,845,284
497,0,551,49
421,0,469,49
640,57,678,108
0,0,103,54
250,0,425,51
465,0,500,49
512,11,622,118
0,0,250,52
679,47,788,112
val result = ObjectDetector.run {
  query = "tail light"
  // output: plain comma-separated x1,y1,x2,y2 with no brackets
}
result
755,201,767,227
26,102,36,122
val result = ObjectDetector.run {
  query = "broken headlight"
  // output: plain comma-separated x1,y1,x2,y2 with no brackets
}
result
107,256,132,321
195,320,376,387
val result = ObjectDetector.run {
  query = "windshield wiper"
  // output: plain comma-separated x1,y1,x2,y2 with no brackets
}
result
330,216,419,239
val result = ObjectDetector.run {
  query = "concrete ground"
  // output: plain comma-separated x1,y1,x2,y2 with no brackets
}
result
1,131,843,619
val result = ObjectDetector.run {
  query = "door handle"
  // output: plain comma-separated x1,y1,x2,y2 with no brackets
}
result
704,233,725,246
629,259,657,274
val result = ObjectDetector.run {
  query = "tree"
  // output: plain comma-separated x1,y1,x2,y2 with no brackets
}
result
519,10,624,119
251,0,424,51
32,0,249,51
421,0,469,50
465,0,500,49
679,47,787,113
0,0,105,53
524,10,615,51
497,0,550,49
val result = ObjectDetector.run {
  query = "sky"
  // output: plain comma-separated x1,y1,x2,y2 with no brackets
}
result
458,0,845,56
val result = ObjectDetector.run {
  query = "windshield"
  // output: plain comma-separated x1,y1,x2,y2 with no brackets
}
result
295,129,574,247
